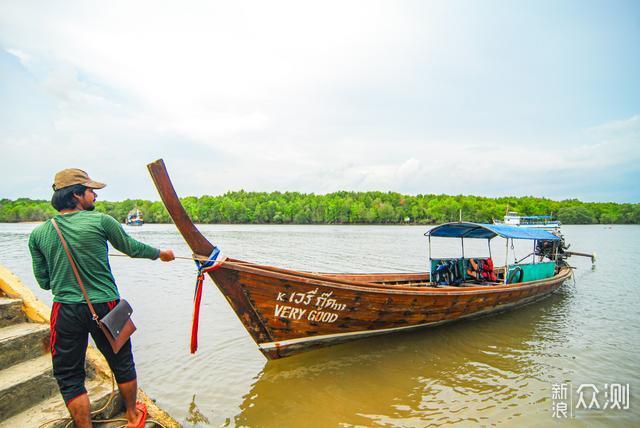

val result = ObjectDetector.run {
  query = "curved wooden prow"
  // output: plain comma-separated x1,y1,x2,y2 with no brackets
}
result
147,159,276,357
147,159,214,257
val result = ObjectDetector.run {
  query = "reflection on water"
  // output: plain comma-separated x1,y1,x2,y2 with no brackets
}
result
186,395,210,426
1,224,639,426
235,290,575,427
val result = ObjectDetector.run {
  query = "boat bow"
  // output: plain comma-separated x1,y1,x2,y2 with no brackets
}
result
147,159,276,355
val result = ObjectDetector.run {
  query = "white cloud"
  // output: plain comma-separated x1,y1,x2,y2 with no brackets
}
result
587,113,640,135
0,1,638,202
0,1,418,139
5,48,30,66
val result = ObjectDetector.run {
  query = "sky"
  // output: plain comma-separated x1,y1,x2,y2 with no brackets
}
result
0,0,639,203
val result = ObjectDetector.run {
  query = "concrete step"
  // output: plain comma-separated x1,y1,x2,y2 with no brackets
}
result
0,354,59,420
0,322,50,370
0,376,124,428
0,378,161,427
0,297,26,328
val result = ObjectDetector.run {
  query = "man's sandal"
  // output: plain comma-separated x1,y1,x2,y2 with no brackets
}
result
129,401,148,428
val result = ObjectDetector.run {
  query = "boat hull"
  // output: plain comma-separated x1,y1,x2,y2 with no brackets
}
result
210,263,572,359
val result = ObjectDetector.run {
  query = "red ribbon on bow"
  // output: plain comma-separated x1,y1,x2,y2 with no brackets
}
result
191,263,223,354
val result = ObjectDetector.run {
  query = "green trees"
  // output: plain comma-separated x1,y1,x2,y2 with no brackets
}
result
557,206,596,224
1,194,638,224
0,198,56,222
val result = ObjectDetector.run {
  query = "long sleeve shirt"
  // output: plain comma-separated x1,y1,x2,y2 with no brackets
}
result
28,210,160,303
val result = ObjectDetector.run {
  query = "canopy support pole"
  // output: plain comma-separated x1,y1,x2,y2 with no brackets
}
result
428,235,433,284
504,238,509,284
461,237,465,258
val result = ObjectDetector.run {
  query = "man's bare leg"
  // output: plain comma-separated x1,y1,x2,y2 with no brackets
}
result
118,378,142,427
66,393,92,428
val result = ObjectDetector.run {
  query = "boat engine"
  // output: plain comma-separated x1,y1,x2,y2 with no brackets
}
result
535,233,571,267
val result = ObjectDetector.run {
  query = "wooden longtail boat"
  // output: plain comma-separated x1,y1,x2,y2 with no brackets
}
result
147,159,573,360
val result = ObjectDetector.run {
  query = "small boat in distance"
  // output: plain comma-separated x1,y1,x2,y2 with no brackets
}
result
125,207,144,226
147,159,576,359
493,211,561,232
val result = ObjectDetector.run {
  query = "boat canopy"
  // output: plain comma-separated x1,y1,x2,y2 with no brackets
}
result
425,222,561,241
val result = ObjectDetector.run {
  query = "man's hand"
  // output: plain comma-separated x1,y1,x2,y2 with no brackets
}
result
159,249,175,262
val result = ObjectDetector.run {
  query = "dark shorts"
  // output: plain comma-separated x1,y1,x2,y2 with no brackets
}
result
50,300,137,404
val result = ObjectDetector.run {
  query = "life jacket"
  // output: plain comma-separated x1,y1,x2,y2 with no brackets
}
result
467,258,497,282
449,260,463,285
467,258,479,280
480,258,497,281
434,262,451,285
434,260,463,285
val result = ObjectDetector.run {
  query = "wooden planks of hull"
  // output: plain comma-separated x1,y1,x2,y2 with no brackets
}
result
209,263,572,359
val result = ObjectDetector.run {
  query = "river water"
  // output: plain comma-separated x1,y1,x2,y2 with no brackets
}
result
0,223,638,427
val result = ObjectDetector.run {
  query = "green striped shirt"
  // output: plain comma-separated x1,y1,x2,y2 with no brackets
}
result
28,210,160,303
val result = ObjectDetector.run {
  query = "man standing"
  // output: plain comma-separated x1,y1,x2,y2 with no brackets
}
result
28,168,175,428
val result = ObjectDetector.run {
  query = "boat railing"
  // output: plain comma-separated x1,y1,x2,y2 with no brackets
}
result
505,261,556,283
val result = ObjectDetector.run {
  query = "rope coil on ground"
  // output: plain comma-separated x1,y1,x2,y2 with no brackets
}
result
38,372,169,428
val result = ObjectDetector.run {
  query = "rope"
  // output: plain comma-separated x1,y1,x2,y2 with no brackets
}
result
108,252,223,263
107,252,427,274
38,372,169,428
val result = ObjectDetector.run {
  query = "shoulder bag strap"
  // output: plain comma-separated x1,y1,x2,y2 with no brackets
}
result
51,218,100,322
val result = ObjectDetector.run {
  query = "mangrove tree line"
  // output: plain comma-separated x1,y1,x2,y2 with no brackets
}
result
1,192,639,225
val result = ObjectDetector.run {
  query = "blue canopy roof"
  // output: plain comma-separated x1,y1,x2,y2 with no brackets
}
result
425,222,561,241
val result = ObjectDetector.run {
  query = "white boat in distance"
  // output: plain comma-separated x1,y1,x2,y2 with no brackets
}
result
493,212,561,232
126,207,144,226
